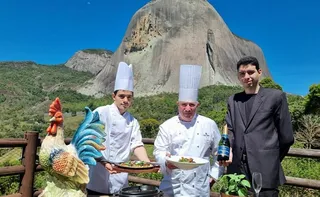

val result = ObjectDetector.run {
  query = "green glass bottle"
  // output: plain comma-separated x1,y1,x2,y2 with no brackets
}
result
217,125,230,161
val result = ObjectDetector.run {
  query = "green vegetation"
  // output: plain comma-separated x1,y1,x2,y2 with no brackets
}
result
213,173,251,197
0,62,93,138
139,119,160,138
260,77,283,91
0,64,319,196
82,49,113,55
0,161,20,195
304,84,320,115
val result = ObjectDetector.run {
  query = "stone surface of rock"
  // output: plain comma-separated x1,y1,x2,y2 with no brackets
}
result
78,0,271,97
65,49,113,75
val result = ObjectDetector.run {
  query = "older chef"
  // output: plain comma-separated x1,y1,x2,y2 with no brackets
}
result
86,62,150,195
153,64,224,197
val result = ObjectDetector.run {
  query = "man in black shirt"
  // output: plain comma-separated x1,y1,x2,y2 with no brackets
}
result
220,56,294,197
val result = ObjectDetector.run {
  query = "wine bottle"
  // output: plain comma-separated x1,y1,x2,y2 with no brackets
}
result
217,125,230,161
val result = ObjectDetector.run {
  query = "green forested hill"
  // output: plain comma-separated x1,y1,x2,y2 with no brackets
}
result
0,61,93,138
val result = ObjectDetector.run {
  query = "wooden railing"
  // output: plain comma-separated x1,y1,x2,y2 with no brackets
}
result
0,131,320,197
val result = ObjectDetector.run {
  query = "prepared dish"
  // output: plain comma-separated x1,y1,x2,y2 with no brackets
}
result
118,161,153,169
178,157,195,163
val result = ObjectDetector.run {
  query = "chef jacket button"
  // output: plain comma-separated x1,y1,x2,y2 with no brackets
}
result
197,145,199,148
193,185,195,188
197,133,199,135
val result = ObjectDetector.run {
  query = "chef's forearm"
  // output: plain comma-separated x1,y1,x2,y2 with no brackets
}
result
133,146,150,162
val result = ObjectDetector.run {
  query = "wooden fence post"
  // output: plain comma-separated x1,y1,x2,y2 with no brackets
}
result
19,132,39,197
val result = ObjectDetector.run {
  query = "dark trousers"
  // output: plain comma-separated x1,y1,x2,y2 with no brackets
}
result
240,155,279,197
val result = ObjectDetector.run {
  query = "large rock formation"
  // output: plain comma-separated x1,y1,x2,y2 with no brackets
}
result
65,49,113,75
78,0,271,97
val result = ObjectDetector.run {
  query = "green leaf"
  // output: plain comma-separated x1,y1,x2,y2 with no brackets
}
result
238,188,248,197
227,174,237,180
228,185,235,191
238,174,246,179
241,180,251,188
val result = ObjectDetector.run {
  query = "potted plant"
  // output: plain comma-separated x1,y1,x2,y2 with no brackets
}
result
213,173,252,197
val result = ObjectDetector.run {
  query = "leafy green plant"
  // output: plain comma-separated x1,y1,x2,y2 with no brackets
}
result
214,173,251,197
139,118,160,138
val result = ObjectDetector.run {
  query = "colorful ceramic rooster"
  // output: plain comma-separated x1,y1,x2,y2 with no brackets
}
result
39,98,106,197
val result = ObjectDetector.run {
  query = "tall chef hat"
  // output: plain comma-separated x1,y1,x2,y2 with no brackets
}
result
114,61,134,92
178,64,202,102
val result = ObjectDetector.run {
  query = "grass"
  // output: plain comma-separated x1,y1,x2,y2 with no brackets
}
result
144,144,154,160
0,148,21,164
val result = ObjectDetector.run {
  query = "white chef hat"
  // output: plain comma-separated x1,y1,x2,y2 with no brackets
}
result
178,64,202,102
114,62,134,92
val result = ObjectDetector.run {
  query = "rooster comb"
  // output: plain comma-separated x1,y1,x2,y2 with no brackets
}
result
48,97,61,116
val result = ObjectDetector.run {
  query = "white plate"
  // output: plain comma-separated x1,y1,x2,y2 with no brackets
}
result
166,156,209,170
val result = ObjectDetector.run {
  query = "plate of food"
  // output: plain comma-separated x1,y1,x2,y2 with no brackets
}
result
113,161,160,173
115,161,154,169
166,156,209,170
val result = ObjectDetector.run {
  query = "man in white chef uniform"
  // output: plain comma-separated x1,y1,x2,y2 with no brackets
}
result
153,64,224,197
87,62,150,195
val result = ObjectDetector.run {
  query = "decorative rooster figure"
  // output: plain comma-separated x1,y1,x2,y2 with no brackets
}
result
39,98,106,197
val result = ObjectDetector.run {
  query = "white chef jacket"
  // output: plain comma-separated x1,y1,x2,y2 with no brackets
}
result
87,103,144,194
153,114,224,197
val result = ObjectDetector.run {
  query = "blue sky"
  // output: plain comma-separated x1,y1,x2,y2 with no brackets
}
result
0,0,319,96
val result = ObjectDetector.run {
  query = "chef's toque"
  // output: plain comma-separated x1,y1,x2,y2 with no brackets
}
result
114,62,134,92
178,64,202,102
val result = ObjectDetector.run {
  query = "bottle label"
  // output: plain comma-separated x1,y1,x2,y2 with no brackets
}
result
221,134,228,138
218,145,230,156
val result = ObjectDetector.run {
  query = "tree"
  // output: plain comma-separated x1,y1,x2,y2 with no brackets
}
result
259,77,283,90
304,84,320,115
287,94,305,130
295,114,320,149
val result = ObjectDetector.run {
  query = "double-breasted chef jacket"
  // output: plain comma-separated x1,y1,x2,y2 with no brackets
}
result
154,114,224,197
87,103,144,194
